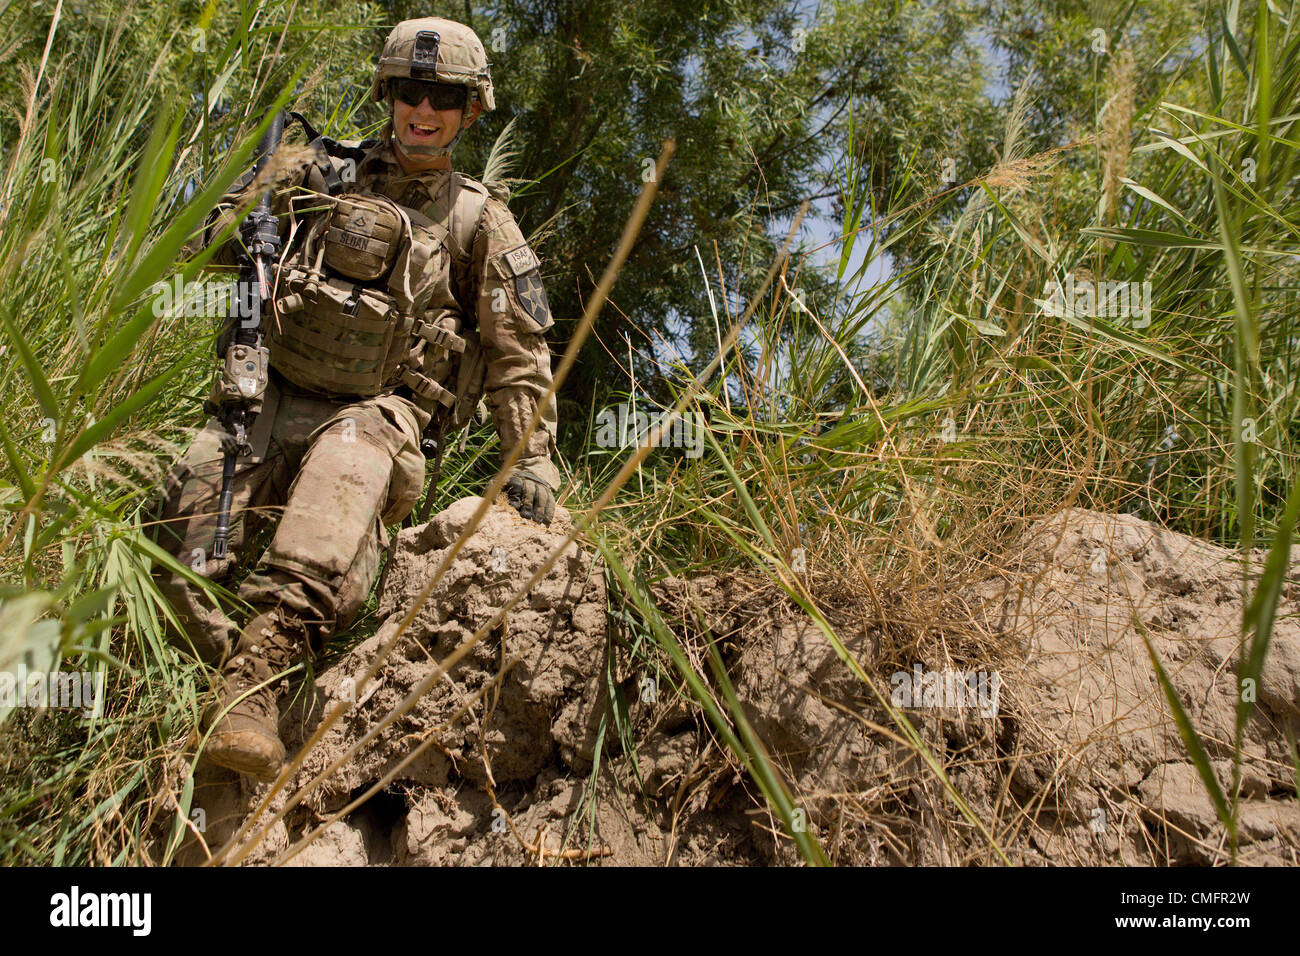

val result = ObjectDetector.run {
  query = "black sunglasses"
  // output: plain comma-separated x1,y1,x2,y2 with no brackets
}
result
388,78,468,110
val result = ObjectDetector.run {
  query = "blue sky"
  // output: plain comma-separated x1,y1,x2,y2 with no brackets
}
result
791,17,1013,295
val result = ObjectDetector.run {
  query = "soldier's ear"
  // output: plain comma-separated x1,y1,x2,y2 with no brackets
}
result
462,101,483,130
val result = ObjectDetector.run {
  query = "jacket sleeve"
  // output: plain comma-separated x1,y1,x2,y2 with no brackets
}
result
471,197,562,491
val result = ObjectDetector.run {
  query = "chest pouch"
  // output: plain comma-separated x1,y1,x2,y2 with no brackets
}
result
321,193,405,281
269,191,462,399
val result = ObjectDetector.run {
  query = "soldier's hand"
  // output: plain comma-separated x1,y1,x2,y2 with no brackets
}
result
503,470,555,525
204,379,232,417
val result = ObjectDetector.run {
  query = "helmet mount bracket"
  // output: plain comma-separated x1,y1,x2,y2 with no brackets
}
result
410,31,440,81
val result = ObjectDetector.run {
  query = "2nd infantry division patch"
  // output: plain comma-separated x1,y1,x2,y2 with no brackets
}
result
514,271,552,329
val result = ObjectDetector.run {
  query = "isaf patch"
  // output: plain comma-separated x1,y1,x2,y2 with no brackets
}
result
503,243,540,276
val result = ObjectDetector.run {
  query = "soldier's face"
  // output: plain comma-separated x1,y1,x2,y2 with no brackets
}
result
391,90,481,167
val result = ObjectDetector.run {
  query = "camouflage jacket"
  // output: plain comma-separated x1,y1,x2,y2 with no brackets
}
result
207,135,561,492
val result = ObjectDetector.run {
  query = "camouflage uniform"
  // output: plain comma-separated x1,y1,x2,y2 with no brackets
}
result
152,137,560,668
150,16,564,782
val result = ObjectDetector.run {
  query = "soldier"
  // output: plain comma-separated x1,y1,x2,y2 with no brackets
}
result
150,17,560,782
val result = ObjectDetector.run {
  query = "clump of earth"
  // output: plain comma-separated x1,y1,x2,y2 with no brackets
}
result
171,504,1300,866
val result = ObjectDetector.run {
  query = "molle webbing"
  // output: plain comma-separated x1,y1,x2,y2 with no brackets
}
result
322,194,404,282
268,275,412,396
267,175,492,401
398,367,456,406
413,320,465,352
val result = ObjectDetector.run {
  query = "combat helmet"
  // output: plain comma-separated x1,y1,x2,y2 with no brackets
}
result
372,17,494,160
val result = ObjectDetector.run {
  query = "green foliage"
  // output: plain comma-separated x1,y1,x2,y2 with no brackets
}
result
0,0,308,863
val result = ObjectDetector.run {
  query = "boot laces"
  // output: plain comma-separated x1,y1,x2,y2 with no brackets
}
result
235,610,310,673
221,655,279,721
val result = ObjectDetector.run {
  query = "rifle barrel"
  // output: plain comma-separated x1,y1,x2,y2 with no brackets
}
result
212,450,238,559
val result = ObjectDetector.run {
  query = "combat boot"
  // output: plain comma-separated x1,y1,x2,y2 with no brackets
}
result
200,610,308,782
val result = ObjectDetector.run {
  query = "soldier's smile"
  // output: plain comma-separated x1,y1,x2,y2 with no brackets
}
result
388,74,484,172
392,96,468,154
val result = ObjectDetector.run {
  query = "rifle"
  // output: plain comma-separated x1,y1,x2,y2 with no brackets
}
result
207,111,285,560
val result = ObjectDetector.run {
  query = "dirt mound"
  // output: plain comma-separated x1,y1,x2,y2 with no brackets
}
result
179,496,639,865
978,509,1300,864
173,506,1300,866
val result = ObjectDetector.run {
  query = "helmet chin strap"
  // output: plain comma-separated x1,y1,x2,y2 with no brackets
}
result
388,101,473,161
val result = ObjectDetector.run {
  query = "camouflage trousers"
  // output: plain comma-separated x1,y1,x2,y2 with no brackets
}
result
150,371,429,666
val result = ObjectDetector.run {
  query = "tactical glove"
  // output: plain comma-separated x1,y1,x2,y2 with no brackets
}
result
503,469,555,525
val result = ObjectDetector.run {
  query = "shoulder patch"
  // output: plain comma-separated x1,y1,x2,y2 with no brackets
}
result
513,269,553,331
502,242,541,277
